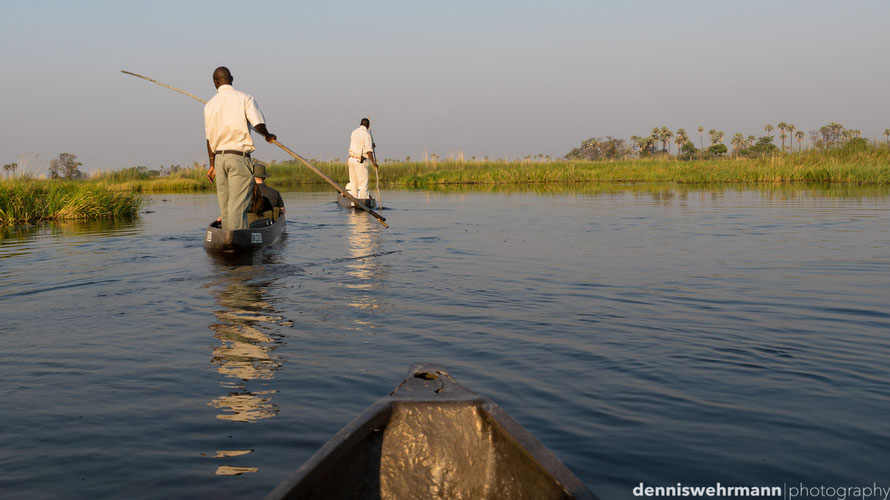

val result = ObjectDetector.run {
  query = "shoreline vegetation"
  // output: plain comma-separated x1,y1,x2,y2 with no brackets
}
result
0,180,140,226
2,142,889,225
82,143,890,191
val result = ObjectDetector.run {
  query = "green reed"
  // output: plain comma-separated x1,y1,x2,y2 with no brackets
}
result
96,166,211,193
0,179,141,225
39,144,890,199
385,148,890,186
267,147,890,188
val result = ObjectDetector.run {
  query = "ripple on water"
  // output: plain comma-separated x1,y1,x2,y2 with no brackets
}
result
1,189,890,498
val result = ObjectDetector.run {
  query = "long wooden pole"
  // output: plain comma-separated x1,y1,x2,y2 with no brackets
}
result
121,71,206,103
120,70,388,228
368,114,382,210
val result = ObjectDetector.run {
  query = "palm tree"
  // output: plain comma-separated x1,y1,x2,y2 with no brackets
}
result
884,129,890,146
660,127,673,153
731,133,746,157
764,124,774,138
651,127,661,151
675,128,689,157
776,122,788,151
786,124,796,151
795,130,805,152
708,129,725,146
698,126,704,149
841,129,861,144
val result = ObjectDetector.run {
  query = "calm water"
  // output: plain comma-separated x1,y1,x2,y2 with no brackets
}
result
1,185,889,499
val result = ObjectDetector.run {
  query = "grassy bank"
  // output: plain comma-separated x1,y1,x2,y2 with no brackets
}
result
109,146,888,192
3,147,886,225
390,147,890,186
100,167,210,193
0,179,141,225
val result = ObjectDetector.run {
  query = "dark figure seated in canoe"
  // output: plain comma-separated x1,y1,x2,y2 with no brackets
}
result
247,162,285,227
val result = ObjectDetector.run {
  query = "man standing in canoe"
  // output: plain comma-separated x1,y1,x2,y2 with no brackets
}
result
204,66,276,230
347,118,378,201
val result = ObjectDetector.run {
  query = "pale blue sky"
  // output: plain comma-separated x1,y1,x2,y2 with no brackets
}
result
2,0,888,171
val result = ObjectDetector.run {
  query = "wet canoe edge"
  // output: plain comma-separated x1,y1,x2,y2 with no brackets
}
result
336,196,376,209
203,215,286,253
266,363,598,500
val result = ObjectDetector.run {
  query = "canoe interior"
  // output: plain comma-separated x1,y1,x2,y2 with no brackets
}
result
203,215,285,253
267,364,596,500
336,196,376,209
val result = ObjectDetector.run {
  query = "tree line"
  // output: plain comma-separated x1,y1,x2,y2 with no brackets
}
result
1,154,209,180
6,121,889,179
3,153,84,179
566,122,876,161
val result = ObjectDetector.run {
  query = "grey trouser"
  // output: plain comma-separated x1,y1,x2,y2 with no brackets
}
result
215,154,254,230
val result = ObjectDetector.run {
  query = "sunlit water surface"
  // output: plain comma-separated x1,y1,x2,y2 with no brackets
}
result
1,186,889,499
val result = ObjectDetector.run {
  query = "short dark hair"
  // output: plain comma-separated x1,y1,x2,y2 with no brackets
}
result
213,66,233,85
360,118,370,127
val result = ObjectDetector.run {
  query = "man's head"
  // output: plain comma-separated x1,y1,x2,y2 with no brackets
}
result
360,118,370,128
212,67,233,89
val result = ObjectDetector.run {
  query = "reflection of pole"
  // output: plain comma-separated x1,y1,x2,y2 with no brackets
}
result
368,115,382,210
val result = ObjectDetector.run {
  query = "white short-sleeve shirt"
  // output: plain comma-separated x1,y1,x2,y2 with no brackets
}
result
348,125,373,159
204,84,265,153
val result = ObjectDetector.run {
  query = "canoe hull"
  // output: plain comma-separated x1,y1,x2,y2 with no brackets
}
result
266,363,596,500
202,216,285,253
336,196,376,209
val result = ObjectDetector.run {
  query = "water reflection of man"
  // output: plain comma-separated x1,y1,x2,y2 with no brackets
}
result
207,263,289,424
343,211,385,311
203,241,291,475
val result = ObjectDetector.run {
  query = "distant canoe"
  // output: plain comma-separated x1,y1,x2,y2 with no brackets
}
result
266,363,597,500
203,216,285,253
336,196,376,210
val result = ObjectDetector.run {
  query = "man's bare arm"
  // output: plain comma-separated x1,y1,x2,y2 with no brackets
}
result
254,123,277,143
206,140,215,183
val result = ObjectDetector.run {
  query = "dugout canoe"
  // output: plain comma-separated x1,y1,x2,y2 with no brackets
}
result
266,363,597,500
336,195,376,210
203,215,285,253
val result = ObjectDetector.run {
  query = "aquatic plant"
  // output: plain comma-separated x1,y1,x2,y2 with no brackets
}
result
12,143,889,203
0,179,141,225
